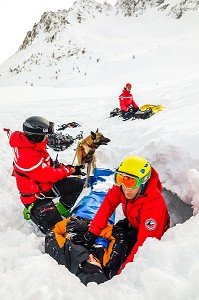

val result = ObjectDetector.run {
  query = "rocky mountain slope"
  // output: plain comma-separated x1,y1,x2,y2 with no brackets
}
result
0,0,198,87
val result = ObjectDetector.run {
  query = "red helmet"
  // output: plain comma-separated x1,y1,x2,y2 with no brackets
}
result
125,83,132,89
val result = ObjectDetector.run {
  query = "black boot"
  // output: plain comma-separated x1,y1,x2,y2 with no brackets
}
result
30,199,62,234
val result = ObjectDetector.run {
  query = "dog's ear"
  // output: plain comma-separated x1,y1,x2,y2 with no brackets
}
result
96,128,99,133
91,131,96,140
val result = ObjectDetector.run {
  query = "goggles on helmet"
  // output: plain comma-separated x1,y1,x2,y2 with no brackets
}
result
23,120,54,136
49,121,55,134
114,171,150,190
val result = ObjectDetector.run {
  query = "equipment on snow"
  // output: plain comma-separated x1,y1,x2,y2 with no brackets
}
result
139,104,166,114
47,131,83,151
57,122,81,131
47,132,74,151
133,107,153,119
110,107,121,118
109,104,166,120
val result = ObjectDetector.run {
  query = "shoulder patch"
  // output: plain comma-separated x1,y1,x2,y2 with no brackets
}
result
145,218,156,231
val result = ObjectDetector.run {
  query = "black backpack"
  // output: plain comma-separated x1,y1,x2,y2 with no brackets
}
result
110,107,121,118
48,132,74,151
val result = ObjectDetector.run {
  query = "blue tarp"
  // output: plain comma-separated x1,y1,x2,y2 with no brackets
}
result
87,167,115,189
71,190,115,224
71,168,115,224
70,168,115,248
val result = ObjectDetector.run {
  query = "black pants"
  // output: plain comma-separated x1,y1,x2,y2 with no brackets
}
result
25,177,84,234
121,107,139,120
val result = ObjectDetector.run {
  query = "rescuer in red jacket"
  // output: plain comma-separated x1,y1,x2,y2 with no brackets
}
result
119,83,139,120
9,116,84,233
71,156,170,273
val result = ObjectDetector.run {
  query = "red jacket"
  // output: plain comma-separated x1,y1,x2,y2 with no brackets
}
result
9,131,73,205
119,89,139,112
89,168,169,270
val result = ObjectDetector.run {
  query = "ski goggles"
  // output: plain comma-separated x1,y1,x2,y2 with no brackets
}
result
114,171,150,190
48,121,55,134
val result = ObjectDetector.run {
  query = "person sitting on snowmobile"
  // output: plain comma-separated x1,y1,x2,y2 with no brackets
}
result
9,116,84,234
119,83,139,120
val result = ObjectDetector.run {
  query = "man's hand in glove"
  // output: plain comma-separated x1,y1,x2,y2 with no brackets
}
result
67,216,91,233
72,165,86,176
104,267,118,280
63,164,85,176
71,231,97,249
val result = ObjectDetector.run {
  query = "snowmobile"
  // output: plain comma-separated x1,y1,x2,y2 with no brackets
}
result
110,104,166,120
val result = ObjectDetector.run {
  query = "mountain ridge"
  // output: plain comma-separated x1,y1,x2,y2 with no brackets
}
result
0,0,198,87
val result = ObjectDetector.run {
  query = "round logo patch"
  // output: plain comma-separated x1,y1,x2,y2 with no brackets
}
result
42,163,47,169
145,218,156,231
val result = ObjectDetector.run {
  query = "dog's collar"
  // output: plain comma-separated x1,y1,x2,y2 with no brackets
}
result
85,142,94,149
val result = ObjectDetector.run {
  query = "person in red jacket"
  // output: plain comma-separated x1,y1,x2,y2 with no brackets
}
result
71,156,170,273
119,83,139,120
9,116,84,233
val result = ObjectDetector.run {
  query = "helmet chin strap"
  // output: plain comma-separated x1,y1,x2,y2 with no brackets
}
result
133,185,143,199
140,183,146,193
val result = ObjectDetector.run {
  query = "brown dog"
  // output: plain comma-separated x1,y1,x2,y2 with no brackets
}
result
74,129,111,187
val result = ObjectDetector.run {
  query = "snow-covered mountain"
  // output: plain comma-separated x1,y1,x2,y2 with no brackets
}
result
0,0,198,87
116,0,199,18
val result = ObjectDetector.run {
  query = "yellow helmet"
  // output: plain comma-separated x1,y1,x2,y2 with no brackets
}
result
117,156,151,184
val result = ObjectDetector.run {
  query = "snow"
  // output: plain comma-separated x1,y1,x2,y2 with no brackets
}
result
0,5,199,300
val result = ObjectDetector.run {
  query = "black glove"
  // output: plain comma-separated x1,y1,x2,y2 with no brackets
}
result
63,164,85,176
91,245,105,265
72,165,86,176
67,216,91,233
71,231,97,249
104,267,118,280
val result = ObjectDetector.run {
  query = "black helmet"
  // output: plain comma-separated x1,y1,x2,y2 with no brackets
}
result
23,116,54,142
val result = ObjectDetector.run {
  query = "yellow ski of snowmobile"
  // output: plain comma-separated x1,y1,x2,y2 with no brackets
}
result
140,104,166,114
